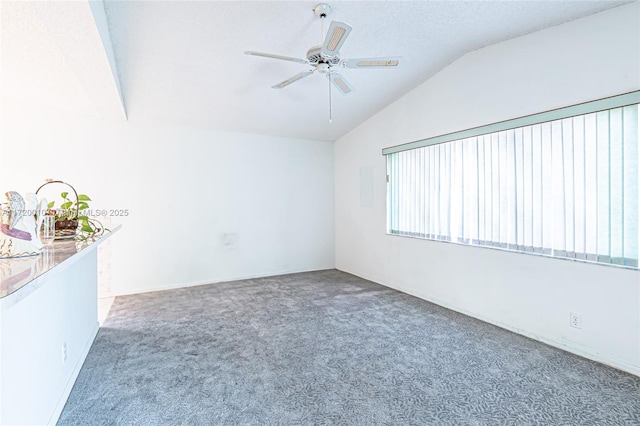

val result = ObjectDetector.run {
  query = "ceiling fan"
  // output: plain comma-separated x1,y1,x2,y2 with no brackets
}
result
244,3,402,121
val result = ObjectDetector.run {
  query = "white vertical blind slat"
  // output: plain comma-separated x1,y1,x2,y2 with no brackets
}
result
563,118,575,256
532,124,543,250
573,115,586,258
485,135,493,244
541,123,553,253
609,108,624,263
469,138,479,243
444,143,452,239
479,136,484,243
491,134,500,245
551,120,566,253
498,132,508,245
522,127,533,249
515,128,525,249
623,105,639,266
596,111,611,260
585,113,598,258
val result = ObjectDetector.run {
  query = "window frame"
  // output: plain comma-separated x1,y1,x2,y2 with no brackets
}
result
383,91,640,269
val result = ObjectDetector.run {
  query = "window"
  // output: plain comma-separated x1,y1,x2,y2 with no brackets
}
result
384,92,640,267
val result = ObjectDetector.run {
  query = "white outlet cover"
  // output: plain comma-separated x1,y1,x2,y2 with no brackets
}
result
570,312,582,329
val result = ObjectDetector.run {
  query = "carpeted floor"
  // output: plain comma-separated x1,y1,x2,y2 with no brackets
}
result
59,269,640,425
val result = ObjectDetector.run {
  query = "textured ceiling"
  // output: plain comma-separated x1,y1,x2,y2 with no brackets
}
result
1,1,125,119
2,1,631,141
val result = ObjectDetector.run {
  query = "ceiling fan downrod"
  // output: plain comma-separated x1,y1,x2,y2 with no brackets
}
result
314,3,333,123
314,4,331,57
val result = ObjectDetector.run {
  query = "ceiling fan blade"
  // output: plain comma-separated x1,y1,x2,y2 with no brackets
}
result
272,70,315,89
327,72,354,95
245,51,308,64
341,57,402,69
321,21,352,57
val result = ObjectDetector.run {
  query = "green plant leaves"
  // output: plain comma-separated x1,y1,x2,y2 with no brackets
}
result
80,216,94,233
42,185,101,240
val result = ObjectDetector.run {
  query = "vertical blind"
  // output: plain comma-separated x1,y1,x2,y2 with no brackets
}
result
386,103,639,267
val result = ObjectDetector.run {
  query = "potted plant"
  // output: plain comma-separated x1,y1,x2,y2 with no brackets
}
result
36,180,106,240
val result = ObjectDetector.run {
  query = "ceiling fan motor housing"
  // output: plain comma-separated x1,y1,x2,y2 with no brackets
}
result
307,46,340,65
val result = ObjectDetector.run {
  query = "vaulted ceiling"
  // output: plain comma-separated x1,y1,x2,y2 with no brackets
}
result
1,1,631,141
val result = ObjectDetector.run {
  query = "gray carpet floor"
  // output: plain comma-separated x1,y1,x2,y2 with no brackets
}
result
59,269,640,425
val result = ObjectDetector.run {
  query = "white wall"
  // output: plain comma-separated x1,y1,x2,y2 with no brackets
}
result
1,250,99,425
0,107,334,296
335,3,640,375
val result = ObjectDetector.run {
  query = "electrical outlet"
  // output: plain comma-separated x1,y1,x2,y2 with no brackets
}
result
570,312,582,329
62,342,67,363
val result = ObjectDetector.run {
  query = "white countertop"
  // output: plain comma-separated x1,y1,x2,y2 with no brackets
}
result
0,224,121,306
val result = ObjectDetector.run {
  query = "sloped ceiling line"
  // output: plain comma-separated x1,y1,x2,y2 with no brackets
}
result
88,0,128,120
0,0,127,120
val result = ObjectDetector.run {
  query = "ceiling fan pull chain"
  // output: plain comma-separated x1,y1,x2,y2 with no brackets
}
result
328,75,333,123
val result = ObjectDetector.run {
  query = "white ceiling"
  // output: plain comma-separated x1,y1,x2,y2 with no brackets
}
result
1,1,631,141
1,1,125,120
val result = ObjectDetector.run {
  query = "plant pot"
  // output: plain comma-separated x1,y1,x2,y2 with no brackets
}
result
55,219,78,238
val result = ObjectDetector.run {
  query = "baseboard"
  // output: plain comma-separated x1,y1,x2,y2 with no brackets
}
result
103,267,336,298
47,321,100,425
338,267,640,378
